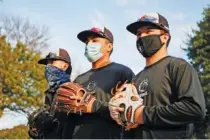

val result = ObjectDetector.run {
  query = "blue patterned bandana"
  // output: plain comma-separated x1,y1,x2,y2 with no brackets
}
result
45,65,70,88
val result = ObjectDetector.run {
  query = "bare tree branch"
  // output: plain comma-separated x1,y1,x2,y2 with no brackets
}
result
0,15,51,51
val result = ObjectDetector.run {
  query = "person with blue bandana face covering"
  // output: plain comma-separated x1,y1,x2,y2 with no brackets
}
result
44,64,70,89
64,26,135,139
28,48,73,139
38,48,71,104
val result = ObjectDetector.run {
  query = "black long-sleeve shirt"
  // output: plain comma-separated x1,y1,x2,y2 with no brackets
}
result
132,56,206,139
71,62,135,139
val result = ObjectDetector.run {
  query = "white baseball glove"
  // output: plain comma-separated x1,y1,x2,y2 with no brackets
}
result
108,81,144,127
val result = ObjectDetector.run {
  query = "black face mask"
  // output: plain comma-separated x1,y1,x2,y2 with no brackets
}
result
136,34,164,58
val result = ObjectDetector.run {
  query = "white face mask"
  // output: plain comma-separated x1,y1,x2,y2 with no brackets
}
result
84,42,103,62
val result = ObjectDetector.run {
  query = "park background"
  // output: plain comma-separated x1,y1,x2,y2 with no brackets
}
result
0,0,209,138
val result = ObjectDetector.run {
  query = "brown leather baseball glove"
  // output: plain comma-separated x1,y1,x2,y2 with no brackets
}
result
55,82,96,115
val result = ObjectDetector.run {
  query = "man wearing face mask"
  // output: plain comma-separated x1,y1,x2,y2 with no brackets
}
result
110,12,206,139
68,26,135,139
38,48,71,109
28,48,72,139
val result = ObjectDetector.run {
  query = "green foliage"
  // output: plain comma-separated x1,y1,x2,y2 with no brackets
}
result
0,125,30,139
184,5,210,138
0,35,47,117
184,5,210,105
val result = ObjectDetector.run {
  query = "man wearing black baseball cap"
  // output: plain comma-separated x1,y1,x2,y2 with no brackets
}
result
110,12,206,139
28,48,72,139
68,26,135,139
77,26,114,63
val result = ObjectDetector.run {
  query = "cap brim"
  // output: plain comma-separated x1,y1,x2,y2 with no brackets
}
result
126,21,169,35
77,30,105,43
38,58,49,65
38,58,70,65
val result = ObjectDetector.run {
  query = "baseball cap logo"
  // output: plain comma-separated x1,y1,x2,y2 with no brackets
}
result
90,27,104,33
139,15,158,23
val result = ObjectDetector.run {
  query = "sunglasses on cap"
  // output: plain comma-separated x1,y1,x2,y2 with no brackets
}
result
45,52,56,64
46,52,57,59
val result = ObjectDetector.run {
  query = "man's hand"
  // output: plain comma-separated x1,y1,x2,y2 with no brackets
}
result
125,105,145,131
109,105,125,125
27,106,59,139
109,103,145,131
108,81,144,130
55,82,96,114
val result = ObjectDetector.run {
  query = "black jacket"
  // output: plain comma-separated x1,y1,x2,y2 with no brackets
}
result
43,85,73,139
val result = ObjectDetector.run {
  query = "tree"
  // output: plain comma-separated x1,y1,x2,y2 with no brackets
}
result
0,15,50,51
0,36,48,117
184,5,210,105
184,5,210,139
0,125,30,139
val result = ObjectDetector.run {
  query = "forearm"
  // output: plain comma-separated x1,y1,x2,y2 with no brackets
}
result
93,99,113,121
142,98,205,126
140,62,206,127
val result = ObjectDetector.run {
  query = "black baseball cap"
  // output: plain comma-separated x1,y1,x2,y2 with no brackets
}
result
38,48,71,65
77,27,114,43
127,12,169,35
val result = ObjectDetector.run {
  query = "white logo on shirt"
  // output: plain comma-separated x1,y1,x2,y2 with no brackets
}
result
138,78,149,97
87,81,97,94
